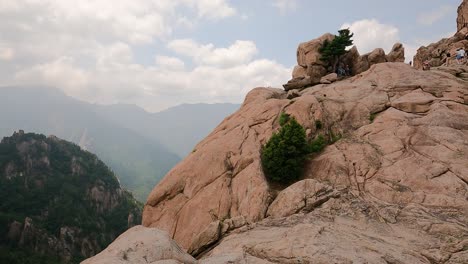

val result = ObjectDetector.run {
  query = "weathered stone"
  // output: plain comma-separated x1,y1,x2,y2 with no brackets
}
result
387,43,405,62
342,46,360,75
283,76,318,91
306,64,327,81
368,48,387,65
320,73,338,84
292,65,307,79
143,63,468,259
297,33,334,67
267,179,339,218
81,226,197,264
188,220,221,256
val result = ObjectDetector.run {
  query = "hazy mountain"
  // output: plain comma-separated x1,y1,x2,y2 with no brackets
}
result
0,86,180,201
0,86,240,201
95,103,240,157
0,131,141,263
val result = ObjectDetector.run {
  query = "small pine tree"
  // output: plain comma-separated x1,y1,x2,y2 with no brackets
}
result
319,29,354,72
261,114,309,184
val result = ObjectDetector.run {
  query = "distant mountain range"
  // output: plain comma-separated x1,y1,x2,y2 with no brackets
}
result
0,131,142,263
0,86,240,201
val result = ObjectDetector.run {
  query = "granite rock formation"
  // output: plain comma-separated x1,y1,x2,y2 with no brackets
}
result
285,34,404,90
137,62,468,263
414,0,468,69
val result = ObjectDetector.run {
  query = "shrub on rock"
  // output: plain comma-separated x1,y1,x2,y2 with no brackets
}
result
261,113,309,184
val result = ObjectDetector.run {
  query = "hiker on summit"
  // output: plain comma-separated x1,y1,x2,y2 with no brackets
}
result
456,48,466,64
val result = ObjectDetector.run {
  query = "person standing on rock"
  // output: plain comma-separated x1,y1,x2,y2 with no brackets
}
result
445,52,451,66
344,64,351,76
423,59,431,70
456,48,466,64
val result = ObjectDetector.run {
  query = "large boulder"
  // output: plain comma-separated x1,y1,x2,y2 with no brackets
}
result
457,0,468,32
341,46,361,74
291,65,307,79
285,33,335,86
297,33,334,67
386,42,405,62
81,226,197,264
283,76,319,91
367,48,387,65
319,73,338,84
142,63,468,262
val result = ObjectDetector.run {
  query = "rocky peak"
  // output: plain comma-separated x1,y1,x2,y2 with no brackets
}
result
284,32,404,91
137,61,468,262
85,60,468,263
414,0,468,69
458,0,468,32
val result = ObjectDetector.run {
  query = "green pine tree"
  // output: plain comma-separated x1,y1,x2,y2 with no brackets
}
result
319,29,354,72
261,113,309,184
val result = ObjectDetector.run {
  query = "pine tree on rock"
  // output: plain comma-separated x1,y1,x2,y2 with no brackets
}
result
319,29,354,73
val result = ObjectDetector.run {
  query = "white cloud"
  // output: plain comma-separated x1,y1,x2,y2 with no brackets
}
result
417,5,454,26
341,19,400,54
0,0,264,111
190,0,237,20
155,55,185,70
168,39,258,68
15,57,89,96
273,0,297,15
97,42,134,69
11,39,290,112
0,0,237,48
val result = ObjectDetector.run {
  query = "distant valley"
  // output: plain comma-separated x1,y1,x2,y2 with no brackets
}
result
0,86,240,201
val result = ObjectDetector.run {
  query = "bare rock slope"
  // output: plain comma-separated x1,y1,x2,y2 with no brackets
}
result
137,62,468,263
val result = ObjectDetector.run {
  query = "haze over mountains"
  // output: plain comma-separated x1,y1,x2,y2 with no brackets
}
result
0,86,239,201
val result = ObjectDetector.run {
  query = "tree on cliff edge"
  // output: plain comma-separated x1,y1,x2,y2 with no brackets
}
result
319,29,354,72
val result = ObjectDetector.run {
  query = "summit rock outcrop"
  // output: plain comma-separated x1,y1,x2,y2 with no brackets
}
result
285,34,404,91
136,61,468,263
414,0,468,69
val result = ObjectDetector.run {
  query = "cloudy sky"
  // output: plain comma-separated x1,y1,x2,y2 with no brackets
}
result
0,0,462,112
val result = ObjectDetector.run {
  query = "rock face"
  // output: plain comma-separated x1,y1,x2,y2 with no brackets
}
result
414,0,468,69
285,31,405,90
0,132,142,263
81,226,197,264
387,42,405,62
458,0,468,32
139,61,468,263
297,33,335,68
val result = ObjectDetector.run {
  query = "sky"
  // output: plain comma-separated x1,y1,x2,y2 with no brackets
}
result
0,0,462,112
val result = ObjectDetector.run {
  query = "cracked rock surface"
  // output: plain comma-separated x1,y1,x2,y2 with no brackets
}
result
137,63,468,263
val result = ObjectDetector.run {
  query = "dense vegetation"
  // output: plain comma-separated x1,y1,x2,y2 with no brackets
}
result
319,29,354,72
261,113,334,184
261,113,310,184
0,132,142,263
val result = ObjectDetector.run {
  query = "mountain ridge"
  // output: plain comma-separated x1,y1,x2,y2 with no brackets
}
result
0,131,142,263
0,86,239,200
